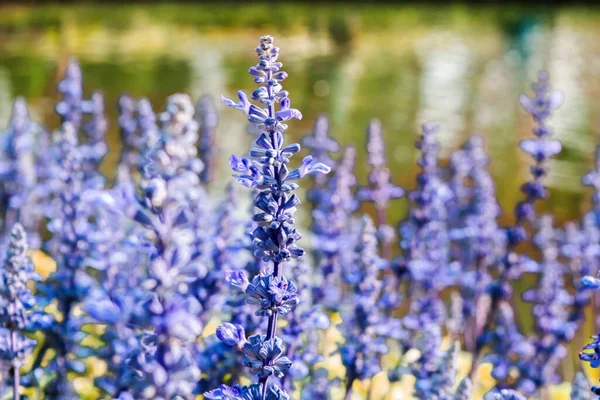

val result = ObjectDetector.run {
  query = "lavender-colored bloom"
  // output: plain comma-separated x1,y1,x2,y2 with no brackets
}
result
137,98,161,152
0,98,49,247
79,184,147,397
55,58,106,192
195,95,219,184
82,91,108,181
207,35,329,400
473,72,562,375
194,183,244,312
0,224,47,400
279,257,329,393
28,123,101,399
454,378,473,400
513,218,572,394
482,303,534,394
449,136,503,343
357,119,405,259
571,371,592,400
405,325,459,400
400,122,453,336
311,145,358,309
205,383,289,400
340,216,390,399
511,71,563,241
121,94,207,399
117,94,139,174
55,58,85,129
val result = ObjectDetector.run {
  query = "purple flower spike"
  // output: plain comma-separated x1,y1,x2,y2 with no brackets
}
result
209,35,326,399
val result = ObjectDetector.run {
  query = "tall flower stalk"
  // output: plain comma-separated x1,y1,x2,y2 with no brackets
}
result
206,35,329,400
358,119,405,259
400,122,453,336
0,224,47,400
35,123,95,399
471,71,563,374
125,94,205,399
0,98,48,247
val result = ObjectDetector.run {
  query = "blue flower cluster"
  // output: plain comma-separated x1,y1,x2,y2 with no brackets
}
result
2,34,600,400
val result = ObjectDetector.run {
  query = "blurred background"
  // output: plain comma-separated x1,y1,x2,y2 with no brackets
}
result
1,3,600,229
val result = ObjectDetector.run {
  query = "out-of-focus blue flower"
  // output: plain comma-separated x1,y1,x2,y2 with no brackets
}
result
117,94,139,175
55,58,85,129
0,223,48,398
482,303,534,394
32,123,97,398
474,72,562,382
571,371,592,400
454,378,473,400
357,119,404,258
400,122,453,336
120,94,206,399
449,136,503,341
311,145,357,310
408,326,459,400
340,216,392,398
0,98,49,247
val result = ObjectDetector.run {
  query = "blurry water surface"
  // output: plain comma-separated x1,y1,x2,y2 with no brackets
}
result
1,3,600,226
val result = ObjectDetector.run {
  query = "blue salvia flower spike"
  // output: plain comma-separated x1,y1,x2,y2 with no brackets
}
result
116,94,138,175
407,325,459,399
571,371,592,400
136,98,161,152
55,58,84,129
82,91,108,181
400,122,452,337
311,145,358,310
208,35,330,399
472,71,563,374
357,119,405,259
126,94,205,399
0,98,48,246
340,216,388,400
0,223,48,400
34,122,96,399
449,136,502,349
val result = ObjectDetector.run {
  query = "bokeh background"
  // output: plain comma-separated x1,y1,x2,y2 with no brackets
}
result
2,4,600,222
2,3,600,397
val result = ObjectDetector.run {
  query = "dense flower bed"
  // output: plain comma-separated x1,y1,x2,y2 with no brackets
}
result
1,35,600,400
